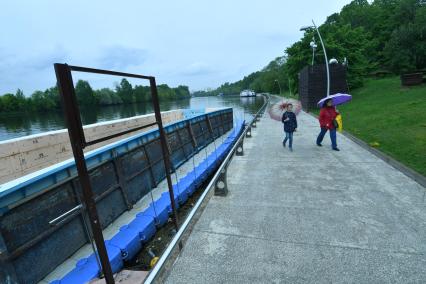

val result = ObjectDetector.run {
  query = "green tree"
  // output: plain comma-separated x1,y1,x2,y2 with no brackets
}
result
15,89,28,110
94,88,122,105
133,85,149,102
384,23,418,73
383,1,426,73
1,93,20,112
175,85,190,99
75,80,97,105
30,89,58,111
116,78,134,104
157,84,175,101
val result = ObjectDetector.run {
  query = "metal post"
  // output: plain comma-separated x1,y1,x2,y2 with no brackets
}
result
236,140,244,156
54,64,115,284
149,78,180,232
214,166,228,196
312,20,330,97
246,126,252,138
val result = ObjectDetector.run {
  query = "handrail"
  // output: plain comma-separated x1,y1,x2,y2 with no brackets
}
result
144,94,269,283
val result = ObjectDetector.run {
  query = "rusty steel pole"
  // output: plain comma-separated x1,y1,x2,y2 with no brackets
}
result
149,77,180,232
54,63,115,284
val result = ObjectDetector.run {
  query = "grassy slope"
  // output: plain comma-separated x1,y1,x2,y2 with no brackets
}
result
337,77,426,176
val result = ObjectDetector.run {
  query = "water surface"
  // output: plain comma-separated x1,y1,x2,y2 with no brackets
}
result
0,96,264,141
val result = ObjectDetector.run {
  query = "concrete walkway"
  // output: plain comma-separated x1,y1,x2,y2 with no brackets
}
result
165,99,426,283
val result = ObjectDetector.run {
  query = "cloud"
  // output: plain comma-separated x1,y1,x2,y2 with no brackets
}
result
0,47,69,94
96,46,148,70
180,62,215,76
0,46,68,71
0,0,353,94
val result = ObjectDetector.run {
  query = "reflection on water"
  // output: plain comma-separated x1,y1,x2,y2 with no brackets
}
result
0,96,264,141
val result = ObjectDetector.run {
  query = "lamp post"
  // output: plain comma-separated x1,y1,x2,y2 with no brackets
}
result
274,79,282,95
300,20,330,97
310,36,317,66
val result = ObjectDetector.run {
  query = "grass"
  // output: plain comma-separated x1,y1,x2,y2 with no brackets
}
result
323,77,426,176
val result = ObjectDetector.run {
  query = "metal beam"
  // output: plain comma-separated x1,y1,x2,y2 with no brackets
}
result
54,63,115,283
149,77,180,232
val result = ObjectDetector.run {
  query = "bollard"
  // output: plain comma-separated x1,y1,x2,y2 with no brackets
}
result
236,139,244,156
251,120,257,128
246,126,252,138
215,167,228,196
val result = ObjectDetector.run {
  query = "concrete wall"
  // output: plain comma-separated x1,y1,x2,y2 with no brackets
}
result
0,110,183,185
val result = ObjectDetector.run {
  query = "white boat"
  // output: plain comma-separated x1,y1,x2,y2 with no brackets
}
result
240,89,256,97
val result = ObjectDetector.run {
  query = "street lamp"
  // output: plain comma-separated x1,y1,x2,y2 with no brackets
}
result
301,20,330,97
309,36,317,66
274,79,282,95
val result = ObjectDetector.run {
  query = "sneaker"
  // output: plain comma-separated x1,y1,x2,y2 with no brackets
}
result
282,141,286,147
316,143,322,147
332,147,340,151
289,147,293,152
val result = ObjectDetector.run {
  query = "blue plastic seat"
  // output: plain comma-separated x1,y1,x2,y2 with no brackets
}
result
140,199,170,227
217,144,227,155
52,242,123,284
128,215,156,243
174,182,189,205
224,137,234,144
159,191,181,214
90,242,123,273
109,225,142,261
51,257,99,284
206,157,217,173
196,160,210,181
180,173,196,196
187,169,204,191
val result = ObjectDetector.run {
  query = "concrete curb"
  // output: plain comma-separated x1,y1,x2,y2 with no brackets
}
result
306,111,426,188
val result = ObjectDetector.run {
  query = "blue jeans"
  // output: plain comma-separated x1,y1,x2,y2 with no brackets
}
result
283,132,293,148
317,128,337,149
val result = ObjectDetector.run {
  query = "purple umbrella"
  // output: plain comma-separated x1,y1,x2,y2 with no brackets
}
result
317,93,352,108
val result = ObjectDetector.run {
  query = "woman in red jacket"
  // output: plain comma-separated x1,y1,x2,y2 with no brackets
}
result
316,99,340,151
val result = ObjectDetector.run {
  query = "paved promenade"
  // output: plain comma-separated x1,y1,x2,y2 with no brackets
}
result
165,99,426,283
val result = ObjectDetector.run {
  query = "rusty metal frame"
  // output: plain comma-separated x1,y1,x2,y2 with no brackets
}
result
54,63,180,284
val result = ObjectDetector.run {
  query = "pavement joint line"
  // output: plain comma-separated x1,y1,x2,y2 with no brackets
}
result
195,229,426,257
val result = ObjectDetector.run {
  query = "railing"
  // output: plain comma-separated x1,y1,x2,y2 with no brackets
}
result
144,94,269,283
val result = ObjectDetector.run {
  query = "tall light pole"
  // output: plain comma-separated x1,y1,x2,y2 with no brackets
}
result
274,79,282,95
301,20,330,97
310,36,317,66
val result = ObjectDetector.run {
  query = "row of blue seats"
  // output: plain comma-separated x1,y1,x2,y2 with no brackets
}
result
52,120,245,284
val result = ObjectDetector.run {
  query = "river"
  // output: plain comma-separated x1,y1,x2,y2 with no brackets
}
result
0,96,264,141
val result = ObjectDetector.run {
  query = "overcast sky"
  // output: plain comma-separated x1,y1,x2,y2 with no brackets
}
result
0,0,351,95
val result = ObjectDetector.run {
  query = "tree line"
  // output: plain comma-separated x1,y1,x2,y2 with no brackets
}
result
0,78,190,113
199,0,426,96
